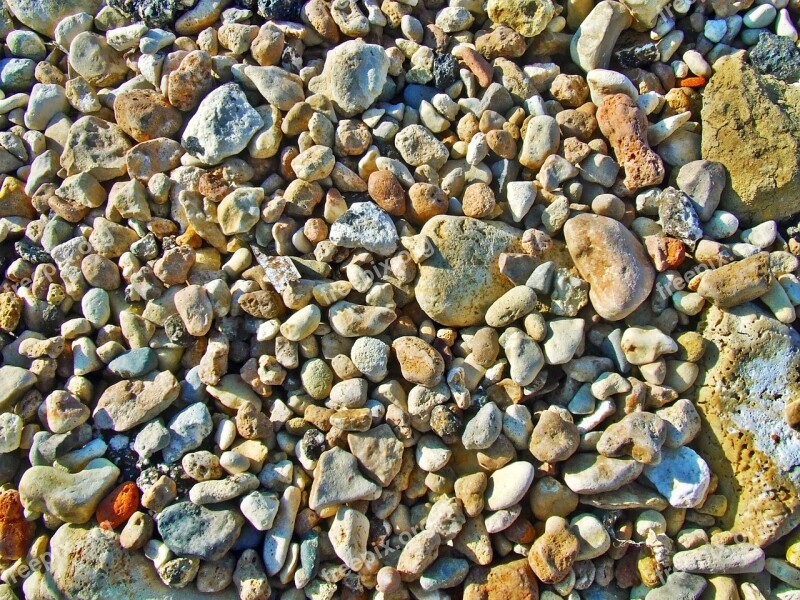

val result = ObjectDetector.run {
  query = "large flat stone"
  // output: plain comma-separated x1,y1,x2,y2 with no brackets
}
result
696,304,800,546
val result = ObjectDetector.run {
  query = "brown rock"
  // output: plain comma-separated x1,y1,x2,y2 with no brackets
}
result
0,176,35,218
0,291,22,332
0,490,34,560
368,170,406,216
462,183,497,219
392,336,445,387
463,558,539,600
597,93,665,194
527,517,579,584
154,245,196,286
114,90,183,143
563,214,655,321
529,409,580,463
696,253,770,309
475,26,526,60
238,290,286,319
81,254,121,290
407,183,448,225
168,51,214,112
93,371,181,431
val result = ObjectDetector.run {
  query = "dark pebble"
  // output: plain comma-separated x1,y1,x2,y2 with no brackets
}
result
750,31,800,83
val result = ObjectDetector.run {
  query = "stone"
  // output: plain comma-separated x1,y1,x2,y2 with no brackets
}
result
619,0,672,28
328,301,396,337
597,412,667,465
417,434,453,471
643,446,711,509
329,201,399,256
696,252,770,308
162,402,213,463
696,304,800,546
349,337,390,382
394,124,449,170
62,116,132,182
397,530,441,580
347,424,404,486
702,53,800,224
0,490,34,560
308,447,380,510
462,558,539,600
527,516,579,584
328,506,369,571
645,572,707,600
262,486,301,575
750,31,800,83
108,348,157,379
19,459,119,524
181,83,263,165
485,461,535,511
570,513,611,560
420,557,469,591
245,65,304,112
564,214,655,321
563,454,643,494
416,216,525,327
519,115,560,171
393,336,444,387
158,502,243,561
570,1,633,72
597,94,664,194
462,402,503,450
529,409,580,463
0,365,37,411
96,481,140,531
672,543,765,575
486,0,555,38
69,32,128,87
39,524,238,600
6,0,102,37
94,371,180,431
114,89,182,143
308,39,388,117
676,160,726,222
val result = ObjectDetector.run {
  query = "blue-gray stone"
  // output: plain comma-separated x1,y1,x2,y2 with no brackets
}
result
403,84,437,109
419,557,470,591
157,502,243,561
750,31,800,83
181,365,207,404
108,348,158,378
162,403,213,463
0,57,35,92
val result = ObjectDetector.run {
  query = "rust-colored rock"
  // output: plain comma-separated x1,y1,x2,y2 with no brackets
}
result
407,183,449,224
114,90,183,143
597,93,665,194
368,170,406,216
167,51,214,112
96,482,140,530
0,489,35,560
463,558,539,600
238,290,286,319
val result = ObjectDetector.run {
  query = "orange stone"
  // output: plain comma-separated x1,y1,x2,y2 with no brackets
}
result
96,482,140,530
679,77,707,88
0,490,35,560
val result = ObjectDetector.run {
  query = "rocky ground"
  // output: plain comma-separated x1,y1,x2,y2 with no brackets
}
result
1,0,800,598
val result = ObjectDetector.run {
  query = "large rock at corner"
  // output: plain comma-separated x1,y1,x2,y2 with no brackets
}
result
5,0,102,37
416,216,525,327
697,304,800,547
308,39,388,117
563,214,654,321
28,524,237,600
702,52,800,224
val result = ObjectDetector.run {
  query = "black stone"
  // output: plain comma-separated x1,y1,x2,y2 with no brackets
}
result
300,429,326,462
164,313,196,347
750,31,800,83
433,52,459,91
257,0,302,21
615,42,660,69
15,240,52,264
108,0,179,27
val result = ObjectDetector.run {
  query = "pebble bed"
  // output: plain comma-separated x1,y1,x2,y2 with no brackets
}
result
1,0,800,598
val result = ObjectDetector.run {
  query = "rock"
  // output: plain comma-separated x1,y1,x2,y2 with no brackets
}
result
597,93,665,194
643,446,710,509
702,52,800,224
420,557,469,591
69,32,129,87
750,31,800,83
162,403,213,463
676,160,726,222
347,424,404,486
240,490,279,531
485,286,537,328
158,502,243,561
40,524,238,600
181,83,263,165
562,454,643,494
244,65,304,112
486,0,555,38
96,481,140,531
462,558,539,600
485,461,535,510
527,516,579,584
308,39,389,117
114,89,183,143
62,116,132,182
426,496,465,541
262,486,301,575
542,318,585,365
393,336,444,387
19,459,120,523
94,371,180,431
570,1,633,72
5,0,102,37
416,216,525,327
328,301,396,337
619,0,672,28
644,572,707,600
563,214,655,321
659,187,703,245
529,408,580,463
597,412,667,465
0,490,34,560
696,252,770,308
349,337,390,382
329,201,399,256
397,530,441,580
570,513,611,560
519,115,559,171
168,51,213,112
108,348,157,378
328,506,369,571
417,434,452,471
0,365,37,411
308,447,380,510
672,543,765,574
462,402,503,450
394,124,449,170
697,303,800,546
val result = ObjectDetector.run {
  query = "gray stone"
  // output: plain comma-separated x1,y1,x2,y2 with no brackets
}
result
329,201,398,256
162,403,213,463
108,348,158,378
158,502,243,561
676,160,726,222
308,447,381,510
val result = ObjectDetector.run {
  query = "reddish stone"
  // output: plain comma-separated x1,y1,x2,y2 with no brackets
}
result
645,235,686,271
679,76,707,88
96,482,140,530
0,490,35,560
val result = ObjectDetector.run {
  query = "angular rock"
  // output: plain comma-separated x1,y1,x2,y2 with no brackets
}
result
347,424,404,486
486,0,555,38
93,371,180,432
308,447,381,510
462,558,539,600
702,53,800,223
329,201,398,256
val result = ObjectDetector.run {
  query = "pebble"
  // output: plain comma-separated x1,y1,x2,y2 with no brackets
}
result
485,461,535,510
462,402,503,450
672,543,765,574
393,335,444,387
157,501,243,561
529,408,580,463
570,513,611,560
643,446,711,509
563,454,644,494
328,506,369,571
696,252,770,308
329,201,399,257
527,516,579,584
308,447,380,510
162,402,213,463
93,371,180,431
348,424,404,485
